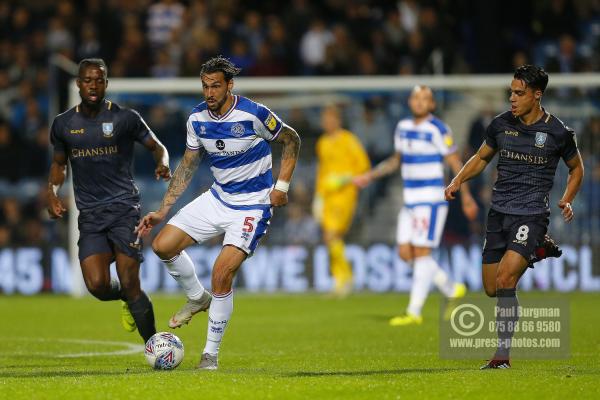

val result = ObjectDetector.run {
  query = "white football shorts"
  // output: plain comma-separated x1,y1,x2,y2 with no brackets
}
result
168,190,272,255
396,203,448,248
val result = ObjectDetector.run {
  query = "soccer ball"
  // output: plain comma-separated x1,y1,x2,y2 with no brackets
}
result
144,332,184,370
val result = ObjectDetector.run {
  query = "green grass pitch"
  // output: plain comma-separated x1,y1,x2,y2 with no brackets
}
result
1,292,598,399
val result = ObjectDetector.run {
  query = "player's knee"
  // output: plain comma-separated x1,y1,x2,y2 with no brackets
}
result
495,273,517,291
85,277,111,300
483,284,497,297
211,264,237,289
152,236,177,260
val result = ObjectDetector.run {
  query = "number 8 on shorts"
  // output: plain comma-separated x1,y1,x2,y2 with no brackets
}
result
515,225,529,241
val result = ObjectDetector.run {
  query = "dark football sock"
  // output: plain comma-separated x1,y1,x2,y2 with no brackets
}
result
495,288,519,359
127,291,156,344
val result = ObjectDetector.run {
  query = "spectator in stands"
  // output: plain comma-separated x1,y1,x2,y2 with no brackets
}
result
545,34,589,73
300,19,334,74
350,99,393,210
1,197,23,244
228,39,255,73
151,48,178,78
146,0,185,49
0,224,11,248
248,42,288,76
76,22,102,61
283,204,320,246
24,126,50,179
23,218,47,247
47,17,74,53
322,25,357,75
0,122,21,183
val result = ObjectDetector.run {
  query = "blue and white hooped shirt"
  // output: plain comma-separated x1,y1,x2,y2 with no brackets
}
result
393,114,456,207
186,95,283,209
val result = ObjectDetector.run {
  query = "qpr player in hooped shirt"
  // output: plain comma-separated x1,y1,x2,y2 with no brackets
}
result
136,56,301,370
186,92,284,209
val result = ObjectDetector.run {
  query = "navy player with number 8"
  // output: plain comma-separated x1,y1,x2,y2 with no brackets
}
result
445,65,584,369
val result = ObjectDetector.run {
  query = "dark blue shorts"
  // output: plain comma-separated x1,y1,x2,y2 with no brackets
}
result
482,209,549,264
78,203,143,262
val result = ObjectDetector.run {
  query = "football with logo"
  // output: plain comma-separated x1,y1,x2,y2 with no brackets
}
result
144,332,184,370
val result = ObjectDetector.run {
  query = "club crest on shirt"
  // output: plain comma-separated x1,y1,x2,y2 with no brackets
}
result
102,122,114,138
535,131,547,148
231,122,245,137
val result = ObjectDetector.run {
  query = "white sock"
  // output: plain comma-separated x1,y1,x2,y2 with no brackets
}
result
407,256,437,316
203,291,233,355
432,263,456,298
162,251,205,300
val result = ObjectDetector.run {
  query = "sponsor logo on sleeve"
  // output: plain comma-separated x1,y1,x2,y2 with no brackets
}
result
444,134,454,147
264,113,277,132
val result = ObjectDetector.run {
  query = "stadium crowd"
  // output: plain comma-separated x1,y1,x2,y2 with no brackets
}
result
1,0,600,259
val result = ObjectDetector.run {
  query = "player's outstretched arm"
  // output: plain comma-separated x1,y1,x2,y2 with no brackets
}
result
353,152,401,188
271,124,301,207
136,148,203,236
143,133,172,181
558,151,584,223
444,152,479,221
47,152,67,219
445,142,496,201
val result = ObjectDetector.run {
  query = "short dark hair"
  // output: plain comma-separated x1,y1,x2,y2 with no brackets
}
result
78,58,108,78
514,65,549,93
200,56,241,81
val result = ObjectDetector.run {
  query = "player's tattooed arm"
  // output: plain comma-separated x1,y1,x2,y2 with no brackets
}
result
372,152,401,179
160,148,203,212
274,124,300,175
271,124,301,207
47,152,67,219
136,148,203,236
353,153,400,188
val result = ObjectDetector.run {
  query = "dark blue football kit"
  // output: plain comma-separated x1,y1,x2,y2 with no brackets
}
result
481,110,578,263
50,100,153,261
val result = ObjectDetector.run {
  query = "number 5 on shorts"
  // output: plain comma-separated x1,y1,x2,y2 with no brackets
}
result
243,217,255,233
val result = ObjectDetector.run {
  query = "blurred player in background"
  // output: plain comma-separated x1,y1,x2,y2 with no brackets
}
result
47,58,171,344
355,85,478,325
314,105,370,297
446,65,584,369
136,57,301,370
